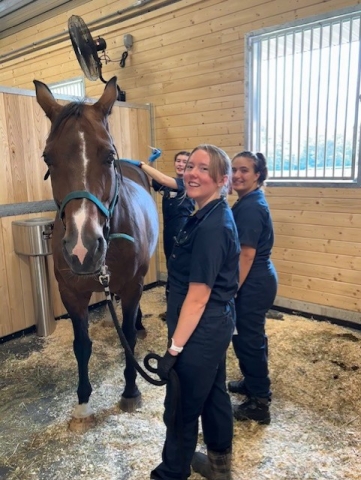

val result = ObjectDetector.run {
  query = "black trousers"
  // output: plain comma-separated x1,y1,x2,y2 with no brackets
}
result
232,266,277,399
151,293,235,480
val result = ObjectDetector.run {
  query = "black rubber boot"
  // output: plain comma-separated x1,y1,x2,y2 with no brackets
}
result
227,379,248,395
233,397,271,425
192,448,232,480
191,452,212,478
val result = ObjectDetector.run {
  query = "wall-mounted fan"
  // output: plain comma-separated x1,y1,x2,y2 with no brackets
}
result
68,15,126,101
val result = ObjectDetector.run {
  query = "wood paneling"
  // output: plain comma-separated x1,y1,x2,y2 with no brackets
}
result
1,0,361,322
0,93,52,204
267,184,361,316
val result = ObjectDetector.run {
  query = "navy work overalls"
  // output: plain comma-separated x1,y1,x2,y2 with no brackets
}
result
151,198,239,480
152,178,195,262
232,189,278,399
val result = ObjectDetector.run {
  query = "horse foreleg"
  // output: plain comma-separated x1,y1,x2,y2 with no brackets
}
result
62,291,95,432
119,286,143,412
135,306,147,340
72,320,93,404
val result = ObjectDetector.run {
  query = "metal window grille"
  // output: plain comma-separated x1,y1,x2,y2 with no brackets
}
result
49,77,85,97
247,11,361,183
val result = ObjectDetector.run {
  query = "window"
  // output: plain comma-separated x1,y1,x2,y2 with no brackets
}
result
48,77,85,97
247,10,361,184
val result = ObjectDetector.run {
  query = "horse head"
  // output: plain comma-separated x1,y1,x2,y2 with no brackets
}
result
34,77,119,275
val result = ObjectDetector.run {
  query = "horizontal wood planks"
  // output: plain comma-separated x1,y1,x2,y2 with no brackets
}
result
267,186,361,314
0,0,360,321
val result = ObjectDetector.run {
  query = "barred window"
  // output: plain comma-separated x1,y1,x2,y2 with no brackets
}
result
247,10,361,184
48,77,85,97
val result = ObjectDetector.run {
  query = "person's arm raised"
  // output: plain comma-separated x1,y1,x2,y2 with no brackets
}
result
140,162,179,190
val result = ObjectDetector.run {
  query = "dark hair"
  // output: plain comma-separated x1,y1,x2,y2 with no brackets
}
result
232,151,268,186
174,151,190,162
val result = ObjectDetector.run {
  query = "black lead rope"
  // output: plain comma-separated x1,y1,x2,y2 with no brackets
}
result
106,296,165,385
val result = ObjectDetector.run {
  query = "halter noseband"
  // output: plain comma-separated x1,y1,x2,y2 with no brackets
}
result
58,179,119,220
56,176,135,244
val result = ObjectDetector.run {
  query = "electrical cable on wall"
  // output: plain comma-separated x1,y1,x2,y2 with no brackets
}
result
120,51,129,68
120,33,133,68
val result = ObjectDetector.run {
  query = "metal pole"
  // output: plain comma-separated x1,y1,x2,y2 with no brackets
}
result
29,256,56,337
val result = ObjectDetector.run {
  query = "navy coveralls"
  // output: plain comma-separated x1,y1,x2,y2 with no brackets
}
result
152,178,195,262
151,198,240,480
232,188,278,399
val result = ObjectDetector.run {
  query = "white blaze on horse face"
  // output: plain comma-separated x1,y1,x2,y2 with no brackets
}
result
79,131,88,185
71,207,88,264
70,131,104,264
72,207,104,264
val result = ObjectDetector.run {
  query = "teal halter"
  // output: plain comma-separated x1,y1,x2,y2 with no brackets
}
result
57,175,134,244
58,182,119,220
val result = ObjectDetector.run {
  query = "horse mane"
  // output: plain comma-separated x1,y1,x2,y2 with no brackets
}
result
50,101,86,134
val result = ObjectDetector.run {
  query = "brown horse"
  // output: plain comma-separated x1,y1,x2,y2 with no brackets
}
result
34,77,159,430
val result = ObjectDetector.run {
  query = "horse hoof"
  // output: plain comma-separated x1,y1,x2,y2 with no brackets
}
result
119,394,142,412
136,328,147,340
68,414,96,433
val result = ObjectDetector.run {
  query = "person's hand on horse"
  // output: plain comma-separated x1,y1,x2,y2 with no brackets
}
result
122,159,142,167
157,350,178,380
148,148,162,163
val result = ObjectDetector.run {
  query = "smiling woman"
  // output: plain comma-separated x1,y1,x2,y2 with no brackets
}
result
152,144,240,480
140,151,194,303
229,150,278,425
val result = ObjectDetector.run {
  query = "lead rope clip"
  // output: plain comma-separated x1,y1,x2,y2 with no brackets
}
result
99,265,112,301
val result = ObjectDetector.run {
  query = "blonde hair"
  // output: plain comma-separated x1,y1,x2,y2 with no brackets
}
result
189,144,231,195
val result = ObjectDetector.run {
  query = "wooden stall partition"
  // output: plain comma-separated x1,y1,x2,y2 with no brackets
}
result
0,87,158,338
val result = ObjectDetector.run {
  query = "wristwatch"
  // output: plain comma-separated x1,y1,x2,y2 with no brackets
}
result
168,338,183,353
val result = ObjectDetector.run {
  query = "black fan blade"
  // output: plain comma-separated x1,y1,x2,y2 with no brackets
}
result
68,15,101,81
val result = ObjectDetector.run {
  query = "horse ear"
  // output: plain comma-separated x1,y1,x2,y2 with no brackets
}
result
94,76,118,117
34,80,62,122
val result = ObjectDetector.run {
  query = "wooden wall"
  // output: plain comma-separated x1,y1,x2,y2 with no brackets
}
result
0,0,361,322
0,88,156,338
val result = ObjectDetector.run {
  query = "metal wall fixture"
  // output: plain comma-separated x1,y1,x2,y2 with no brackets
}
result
12,218,56,337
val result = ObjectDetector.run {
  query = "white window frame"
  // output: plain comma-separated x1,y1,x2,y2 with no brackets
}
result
246,7,361,186
48,77,85,98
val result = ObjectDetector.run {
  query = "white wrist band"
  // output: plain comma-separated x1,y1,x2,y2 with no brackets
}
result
169,338,183,353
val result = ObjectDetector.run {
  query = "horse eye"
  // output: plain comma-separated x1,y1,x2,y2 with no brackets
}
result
105,153,115,165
